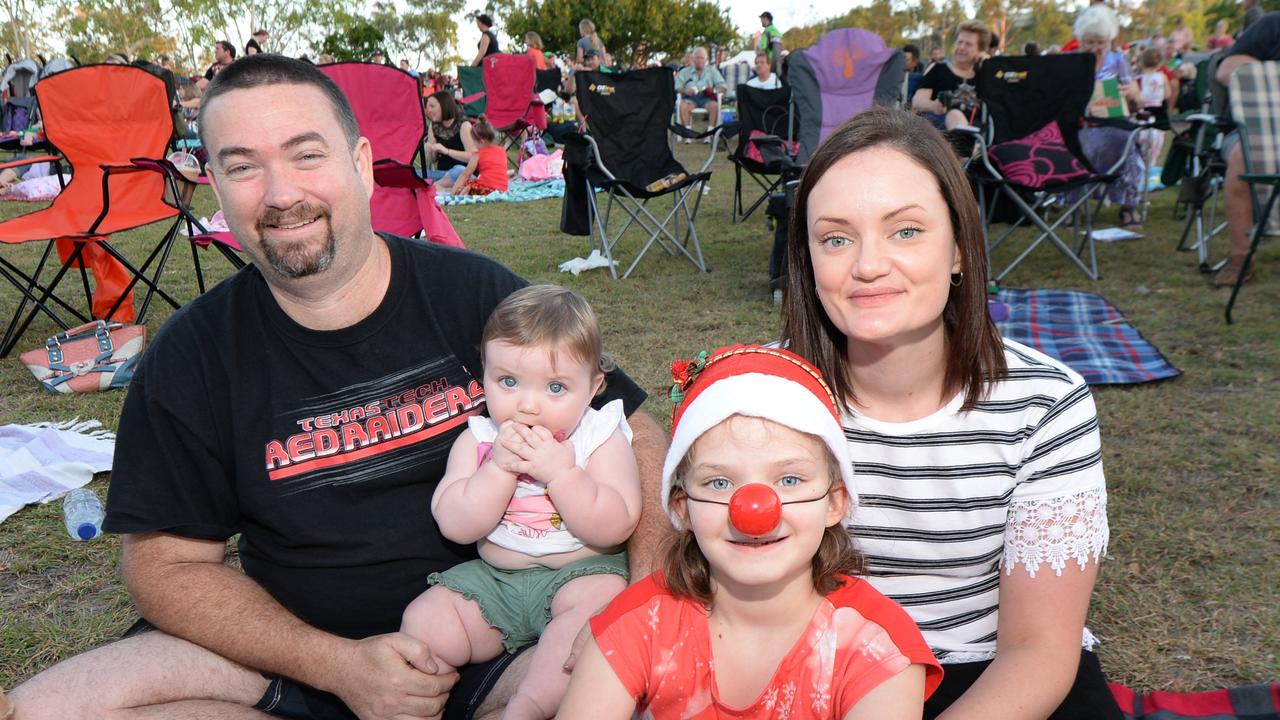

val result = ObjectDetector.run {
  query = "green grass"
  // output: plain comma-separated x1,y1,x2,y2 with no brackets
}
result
1,145,1277,692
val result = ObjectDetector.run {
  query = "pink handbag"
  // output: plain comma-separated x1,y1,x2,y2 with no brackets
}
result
21,320,146,393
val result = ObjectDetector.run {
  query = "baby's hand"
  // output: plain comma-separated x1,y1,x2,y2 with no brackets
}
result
500,424,575,484
488,420,528,474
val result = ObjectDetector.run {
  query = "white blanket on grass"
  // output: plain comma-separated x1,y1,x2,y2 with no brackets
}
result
0,419,115,525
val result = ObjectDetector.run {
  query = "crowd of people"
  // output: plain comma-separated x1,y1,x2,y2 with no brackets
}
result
4,4,1278,719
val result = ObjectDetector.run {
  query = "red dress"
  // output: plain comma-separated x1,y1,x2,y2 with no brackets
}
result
591,573,943,719
464,145,509,195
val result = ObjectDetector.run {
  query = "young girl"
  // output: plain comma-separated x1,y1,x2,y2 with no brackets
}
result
401,285,641,720
1136,48,1170,164
444,115,509,196
560,345,941,720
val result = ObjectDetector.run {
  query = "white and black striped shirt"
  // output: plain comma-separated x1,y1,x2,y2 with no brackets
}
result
847,339,1109,662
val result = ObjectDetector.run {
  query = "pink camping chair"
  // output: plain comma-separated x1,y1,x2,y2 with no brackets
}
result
318,62,462,247
480,53,547,165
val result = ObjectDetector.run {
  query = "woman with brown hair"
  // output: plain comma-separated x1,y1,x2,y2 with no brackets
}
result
424,90,475,186
781,107,1121,719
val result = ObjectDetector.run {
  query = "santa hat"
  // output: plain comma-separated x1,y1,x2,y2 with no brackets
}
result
661,344,857,528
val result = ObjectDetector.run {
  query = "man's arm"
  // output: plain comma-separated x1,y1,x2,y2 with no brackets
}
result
1216,53,1259,86
123,532,457,720
622,409,671,579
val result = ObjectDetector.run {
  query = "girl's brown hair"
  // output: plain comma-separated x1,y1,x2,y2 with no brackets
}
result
471,114,497,144
480,285,615,381
780,106,1006,413
661,436,864,606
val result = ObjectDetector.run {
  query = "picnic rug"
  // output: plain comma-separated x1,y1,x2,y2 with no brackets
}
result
1111,681,1280,719
437,178,566,206
993,288,1181,385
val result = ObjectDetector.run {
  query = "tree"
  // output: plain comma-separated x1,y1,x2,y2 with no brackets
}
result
168,0,362,72
369,0,464,70
2,0,57,59
317,17,385,62
54,0,175,62
492,0,736,68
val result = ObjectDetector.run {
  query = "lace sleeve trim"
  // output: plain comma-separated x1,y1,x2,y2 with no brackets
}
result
1003,487,1108,578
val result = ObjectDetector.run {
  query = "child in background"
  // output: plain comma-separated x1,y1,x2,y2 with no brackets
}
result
445,115,509,195
401,285,641,720
560,345,942,720
1137,48,1171,164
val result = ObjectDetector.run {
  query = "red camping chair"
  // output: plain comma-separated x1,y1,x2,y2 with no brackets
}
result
318,62,462,247
480,54,547,167
0,64,189,357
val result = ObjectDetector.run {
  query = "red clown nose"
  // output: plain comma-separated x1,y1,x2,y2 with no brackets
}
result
728,484,782,536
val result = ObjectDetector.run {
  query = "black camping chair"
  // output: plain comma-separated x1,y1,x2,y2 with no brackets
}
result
968,54,1132,281
560,68,723,279
728,84,801,223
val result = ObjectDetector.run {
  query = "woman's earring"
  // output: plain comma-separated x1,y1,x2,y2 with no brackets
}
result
950,272,964,287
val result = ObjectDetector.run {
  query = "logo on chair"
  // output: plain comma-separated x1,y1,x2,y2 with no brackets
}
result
590,83,615,96
996,70,1029,83
830,45,869,80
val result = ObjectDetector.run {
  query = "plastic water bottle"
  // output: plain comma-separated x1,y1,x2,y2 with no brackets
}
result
62,488,105,541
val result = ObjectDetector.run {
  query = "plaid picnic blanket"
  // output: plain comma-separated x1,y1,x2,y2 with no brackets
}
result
994,288,1180,385
1111,681,1280,719
437,178,566,206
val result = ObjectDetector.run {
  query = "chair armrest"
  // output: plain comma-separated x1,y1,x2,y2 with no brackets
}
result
1239,173,1280,184
372,159,429,189
0,154,61,171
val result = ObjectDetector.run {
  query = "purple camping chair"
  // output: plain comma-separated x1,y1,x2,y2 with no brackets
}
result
787,28,906,163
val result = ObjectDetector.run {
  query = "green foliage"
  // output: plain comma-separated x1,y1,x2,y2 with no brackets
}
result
318,17,385,62
369,0,465,70
492,0,736,68
55,0,175,63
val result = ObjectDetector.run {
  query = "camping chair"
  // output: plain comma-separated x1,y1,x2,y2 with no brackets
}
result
968,54,1131,282
728,84,800,223
1223,61,1280,324
480,53,548,168
319,62,462,247
456,65,487,117
560,67,723,279
1,58,40,133
786,27,906,163
0,64,192,358
1169,53,1232,271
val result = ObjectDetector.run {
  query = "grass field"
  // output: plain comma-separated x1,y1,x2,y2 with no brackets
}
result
1,143,1277,694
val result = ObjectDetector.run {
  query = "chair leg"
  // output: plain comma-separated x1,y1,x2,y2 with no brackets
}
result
1225,183,1278,324
1,242,90,358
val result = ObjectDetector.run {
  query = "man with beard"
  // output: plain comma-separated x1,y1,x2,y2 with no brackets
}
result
10,55,669,720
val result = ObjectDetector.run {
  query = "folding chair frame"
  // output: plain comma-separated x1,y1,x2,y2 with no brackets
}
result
1224,61,1280,324
578,125,723,279
966,116,1145,282
1173,113,1231,272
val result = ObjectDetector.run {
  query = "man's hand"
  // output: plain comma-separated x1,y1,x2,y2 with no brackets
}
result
502,424,575,484
329,633,459,720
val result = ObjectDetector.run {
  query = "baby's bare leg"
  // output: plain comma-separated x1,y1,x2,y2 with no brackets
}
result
501,573,627,720
401,585,506,672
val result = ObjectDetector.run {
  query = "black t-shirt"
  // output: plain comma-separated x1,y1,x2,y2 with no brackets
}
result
480,30,501,58
918,62,972,98
1226,12,1280,63
104,234,647,639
